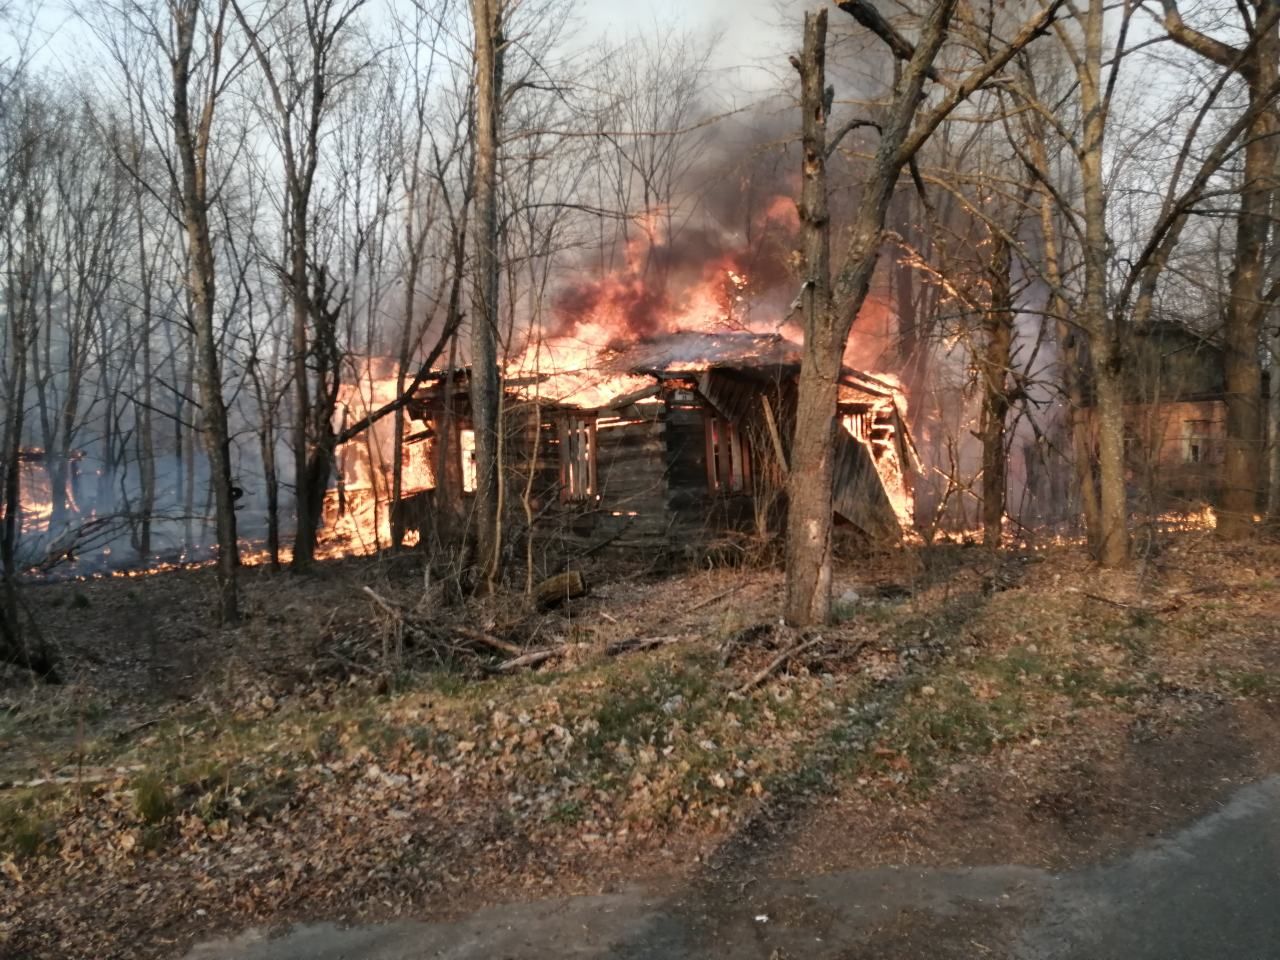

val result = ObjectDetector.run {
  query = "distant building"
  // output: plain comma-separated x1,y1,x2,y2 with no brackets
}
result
1095,321,1270,509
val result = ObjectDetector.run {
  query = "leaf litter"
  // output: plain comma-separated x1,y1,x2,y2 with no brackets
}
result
1,536,1278,958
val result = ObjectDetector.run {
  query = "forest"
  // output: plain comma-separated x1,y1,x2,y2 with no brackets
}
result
1,0,1279,957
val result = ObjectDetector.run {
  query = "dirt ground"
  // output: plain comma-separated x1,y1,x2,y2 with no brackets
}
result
2,531,1279,959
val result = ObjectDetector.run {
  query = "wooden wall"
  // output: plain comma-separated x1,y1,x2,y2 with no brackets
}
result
399,369,909,575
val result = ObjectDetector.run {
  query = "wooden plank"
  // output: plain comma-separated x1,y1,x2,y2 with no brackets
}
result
831,428,900,539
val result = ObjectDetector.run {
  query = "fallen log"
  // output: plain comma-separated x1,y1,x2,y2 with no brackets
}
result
534,570,587,608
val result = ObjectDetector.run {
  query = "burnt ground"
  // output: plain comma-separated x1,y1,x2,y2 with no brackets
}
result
2,532,1280,958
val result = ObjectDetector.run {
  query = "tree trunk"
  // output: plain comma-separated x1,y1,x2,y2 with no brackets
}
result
1158,0,1278,538
1,273,29,665
784,9,836,626
1077,0,1130,566
289,205,315,569
785,1,954,625
432,239,469,552
1016,99,1103,538
172,1,239,622
134,166,155,559
0,201,58,679
182,349,196,552
469,0,505,586
390,226,419,549
1219,46,1277,537
262,417,280,570
981,233,1012,549
1269,317,1280,521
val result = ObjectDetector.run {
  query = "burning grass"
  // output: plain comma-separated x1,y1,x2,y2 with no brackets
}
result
2,534,1279,958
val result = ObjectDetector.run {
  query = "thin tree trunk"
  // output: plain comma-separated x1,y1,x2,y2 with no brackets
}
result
134,164,155,559
183,350,196,552
289,210,313,569
172,0,239,621
1027,134,1102,540
390,230,419,549
1268,318,1280,521
1158,0,1278,537
0,200,58,679
431,221,470,551
470,0,504,586
981,233,1012,548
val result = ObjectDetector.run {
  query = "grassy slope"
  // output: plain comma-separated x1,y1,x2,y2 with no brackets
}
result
2,535,1278,958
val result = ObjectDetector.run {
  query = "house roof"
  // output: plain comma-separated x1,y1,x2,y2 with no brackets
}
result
601,330,802,376
600,329,903,400
1132,319,1221,351
408,329,908,411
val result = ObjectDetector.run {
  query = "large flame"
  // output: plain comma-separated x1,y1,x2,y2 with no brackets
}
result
321,200,913,557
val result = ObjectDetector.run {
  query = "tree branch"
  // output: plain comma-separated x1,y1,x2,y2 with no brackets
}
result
836,0,942,81
1159,0,1246,73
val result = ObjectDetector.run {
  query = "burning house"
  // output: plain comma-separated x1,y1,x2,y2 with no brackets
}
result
330,330,917,568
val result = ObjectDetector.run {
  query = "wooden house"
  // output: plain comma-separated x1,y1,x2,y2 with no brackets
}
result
333,331,917,569
1100,321,1270,508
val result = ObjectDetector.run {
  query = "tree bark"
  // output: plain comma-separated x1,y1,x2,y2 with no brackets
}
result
1269,317,1280,521
1076,0,1130,566
0,189,59,679
1022,115,1102,540
1219,50,1276,537
172,0,239,622
132,145,156,560
470,0,505,586
981,233,1012,549
784,9,836,626
231,0,363,571
289,206,314,568
785,0,957,626
1159,0,1278,538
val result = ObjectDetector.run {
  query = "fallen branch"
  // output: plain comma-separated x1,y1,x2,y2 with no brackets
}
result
733,636,825,697
361,586,405,618
453,625,522,657
719,622,775,667
1082,592,1136,609
606,635,683,656
492,647,562,672
688,584,742,613
1,765,145,790
1084,592,1182,614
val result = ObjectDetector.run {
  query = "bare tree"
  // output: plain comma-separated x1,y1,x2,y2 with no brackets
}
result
1154,0,1278,537
0,77,60,676
233,0,370,571
169,0,242,620
468,0,504,586
784,0,1061,626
